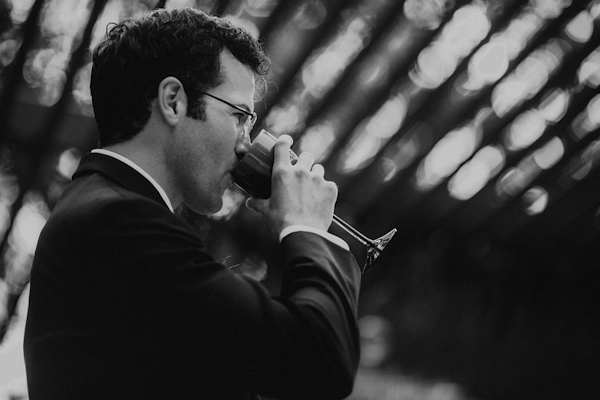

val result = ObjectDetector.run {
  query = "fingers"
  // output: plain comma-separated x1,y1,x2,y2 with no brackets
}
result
272,135,294,169
249,135,336,235
311,163,325,177
272,134,323,170
296,152,315,170
296,154,326,181
272,135,325,177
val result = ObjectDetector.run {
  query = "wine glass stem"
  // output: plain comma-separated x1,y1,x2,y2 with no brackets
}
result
332,214,373,247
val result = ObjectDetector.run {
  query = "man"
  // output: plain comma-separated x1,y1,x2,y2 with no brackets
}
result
24,7,361,400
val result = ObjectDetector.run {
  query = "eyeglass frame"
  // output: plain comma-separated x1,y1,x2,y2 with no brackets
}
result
199,90,257,139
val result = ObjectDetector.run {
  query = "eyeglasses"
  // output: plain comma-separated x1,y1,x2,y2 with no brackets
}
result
199,91,257,139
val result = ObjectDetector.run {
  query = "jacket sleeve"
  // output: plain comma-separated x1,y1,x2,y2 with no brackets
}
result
276,231,362,398
96,197,362,399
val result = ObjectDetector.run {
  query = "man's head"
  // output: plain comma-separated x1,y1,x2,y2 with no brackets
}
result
90,8,271,214
91,7,270,147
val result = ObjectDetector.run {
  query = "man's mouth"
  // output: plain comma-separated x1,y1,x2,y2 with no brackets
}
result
226,171,235,187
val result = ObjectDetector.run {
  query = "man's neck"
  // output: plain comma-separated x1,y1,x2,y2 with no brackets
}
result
103,138,180,209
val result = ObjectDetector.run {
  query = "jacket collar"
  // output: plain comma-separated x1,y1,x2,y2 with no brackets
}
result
72,152,169,209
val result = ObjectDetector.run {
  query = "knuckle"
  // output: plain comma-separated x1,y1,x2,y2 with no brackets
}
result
294,168,309,179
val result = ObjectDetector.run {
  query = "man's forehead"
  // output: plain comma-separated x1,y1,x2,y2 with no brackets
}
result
217,50,256,96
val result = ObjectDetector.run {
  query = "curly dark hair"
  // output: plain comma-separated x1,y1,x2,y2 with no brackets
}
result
91,8,271,146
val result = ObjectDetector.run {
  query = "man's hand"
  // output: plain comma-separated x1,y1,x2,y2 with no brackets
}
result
246,135,338,236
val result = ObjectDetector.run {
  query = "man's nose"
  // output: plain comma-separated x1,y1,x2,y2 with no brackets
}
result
235,134,252,161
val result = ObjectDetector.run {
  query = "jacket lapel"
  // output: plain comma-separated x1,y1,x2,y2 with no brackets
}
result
72,152,168,209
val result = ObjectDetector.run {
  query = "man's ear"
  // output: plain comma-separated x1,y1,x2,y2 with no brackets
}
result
156,76,186,126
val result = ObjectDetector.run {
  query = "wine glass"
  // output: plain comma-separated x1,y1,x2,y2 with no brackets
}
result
232,129,397,273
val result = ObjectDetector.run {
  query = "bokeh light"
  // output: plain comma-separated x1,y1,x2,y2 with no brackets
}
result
337,94,407,174
416,125,481,191
448,145,505,201
522,186,549,215
409,3,490,90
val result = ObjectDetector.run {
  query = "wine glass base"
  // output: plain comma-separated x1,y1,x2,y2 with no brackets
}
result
362,228,398,274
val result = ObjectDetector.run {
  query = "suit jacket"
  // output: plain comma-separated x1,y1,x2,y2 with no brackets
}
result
24,153,362,400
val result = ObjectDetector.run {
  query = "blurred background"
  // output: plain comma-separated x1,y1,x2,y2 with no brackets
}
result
1,0,599,399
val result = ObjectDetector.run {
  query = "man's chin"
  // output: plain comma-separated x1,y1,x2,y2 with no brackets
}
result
209,192,227,215
208,202,224,216
182,197,222,216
